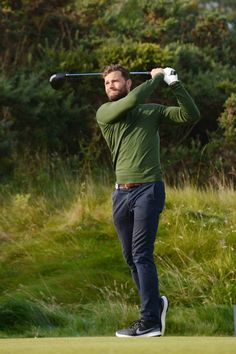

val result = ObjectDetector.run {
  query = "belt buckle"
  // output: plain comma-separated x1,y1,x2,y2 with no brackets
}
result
115,183,129,190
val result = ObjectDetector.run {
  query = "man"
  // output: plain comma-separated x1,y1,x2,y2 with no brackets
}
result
96,64,200,337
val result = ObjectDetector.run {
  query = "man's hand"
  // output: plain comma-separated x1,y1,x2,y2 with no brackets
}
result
163,67,179,85
150,68,165,79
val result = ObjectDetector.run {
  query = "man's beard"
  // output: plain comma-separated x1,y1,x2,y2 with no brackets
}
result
108,87,129,101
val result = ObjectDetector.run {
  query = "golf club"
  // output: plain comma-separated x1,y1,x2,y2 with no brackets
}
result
49,71,150,90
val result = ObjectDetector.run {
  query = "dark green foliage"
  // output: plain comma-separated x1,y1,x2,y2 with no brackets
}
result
0,298,68,333
0,0,235,185
0,117,15,177
204,93,236,186
0,0,77,68
0,70,100,154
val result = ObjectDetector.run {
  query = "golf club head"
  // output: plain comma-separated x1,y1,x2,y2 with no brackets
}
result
49,73,66,90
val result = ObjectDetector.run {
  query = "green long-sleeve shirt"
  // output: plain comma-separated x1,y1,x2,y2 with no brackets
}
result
96,73,200,184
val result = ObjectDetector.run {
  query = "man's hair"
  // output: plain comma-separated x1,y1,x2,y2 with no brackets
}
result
102,64,130,80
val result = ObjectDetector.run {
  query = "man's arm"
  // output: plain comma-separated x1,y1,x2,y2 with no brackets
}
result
159,82,201,124
158,67,200,124
96,71,164,125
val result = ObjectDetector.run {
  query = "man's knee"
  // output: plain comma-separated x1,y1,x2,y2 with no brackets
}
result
132,251,154,265
123,250,135,268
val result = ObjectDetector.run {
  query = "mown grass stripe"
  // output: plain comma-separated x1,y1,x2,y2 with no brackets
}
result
0,337,235,354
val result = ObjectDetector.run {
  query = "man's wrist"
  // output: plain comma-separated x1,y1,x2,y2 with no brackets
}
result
152,72,164,80
169,81,180,87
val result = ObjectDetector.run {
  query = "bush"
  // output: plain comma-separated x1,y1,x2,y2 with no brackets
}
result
0,70,99,155
219,93,236,143
96,40,172,71
203,93,236,186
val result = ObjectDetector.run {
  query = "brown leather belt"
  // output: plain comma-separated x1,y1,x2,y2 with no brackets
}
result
117,183,144,190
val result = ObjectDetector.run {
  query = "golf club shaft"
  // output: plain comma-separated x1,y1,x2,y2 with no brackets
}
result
49,71,151,89
64,72,150,77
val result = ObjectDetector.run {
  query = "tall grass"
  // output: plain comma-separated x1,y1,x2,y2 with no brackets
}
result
0,163,235,337
157,186,236,306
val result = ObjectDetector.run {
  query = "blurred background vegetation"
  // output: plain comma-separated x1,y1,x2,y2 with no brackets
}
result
0,0,235,187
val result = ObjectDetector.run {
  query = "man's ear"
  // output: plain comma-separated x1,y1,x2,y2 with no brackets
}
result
127,79,132,91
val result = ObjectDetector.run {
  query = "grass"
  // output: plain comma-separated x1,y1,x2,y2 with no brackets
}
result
0,169,235,337
0,337,235,354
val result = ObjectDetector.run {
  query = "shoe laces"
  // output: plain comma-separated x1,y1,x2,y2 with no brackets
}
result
128,319,142,330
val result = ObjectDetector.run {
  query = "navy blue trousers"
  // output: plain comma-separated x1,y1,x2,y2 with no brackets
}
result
112,181,165,323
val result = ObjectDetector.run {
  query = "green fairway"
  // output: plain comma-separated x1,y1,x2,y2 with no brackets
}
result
0,337,235,354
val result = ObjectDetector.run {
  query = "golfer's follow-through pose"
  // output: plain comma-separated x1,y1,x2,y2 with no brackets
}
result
96,64,200,337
